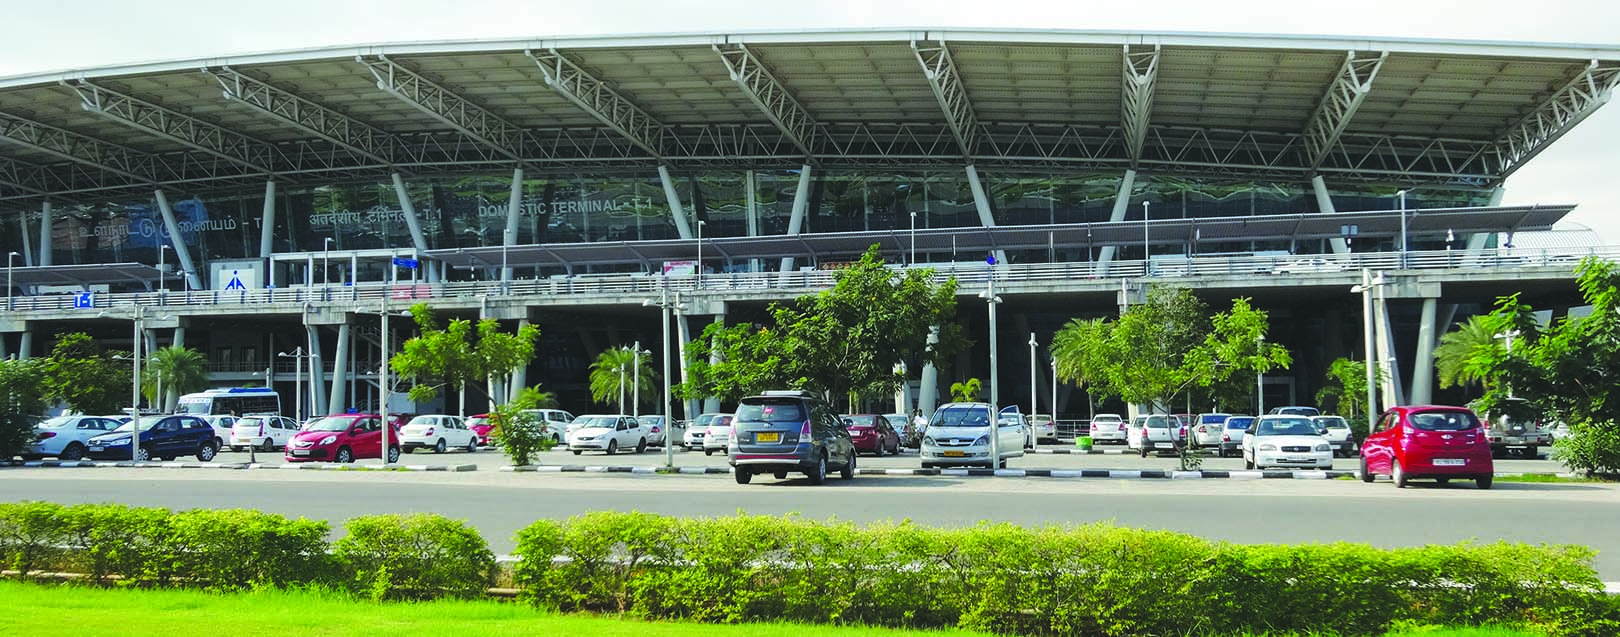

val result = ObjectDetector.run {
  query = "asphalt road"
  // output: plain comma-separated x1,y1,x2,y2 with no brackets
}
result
4,466,1617,580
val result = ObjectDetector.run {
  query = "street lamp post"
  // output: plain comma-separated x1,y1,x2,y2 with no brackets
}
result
1256,334,1266,416
909,211,917,266
978,279,1003,468
1142,200,1150,273
695,220,706,287
632,341,642,420
1397,190,1408,269
1028,332,1037,450
354,298,411,465
277,347,306,423
643,280,686,468
99,304,147,461
1351,269,1385,419
6,251,18,312
1050,356,1058,424
157,245,170,307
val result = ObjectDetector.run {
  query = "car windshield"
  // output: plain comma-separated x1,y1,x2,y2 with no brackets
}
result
39,417,78,429
1226,418,1254,430
1314,417,1349,429
736,400,805,423
306,417,355,432
642,416,664,425
112,416,165,433
406,416,438,426
467,417,489,427
930,405,992,428
236,418,265,428
1410,411,1480,431
1142,416,1173,428
1093,416,1121,424
574,416,618,429
845,415,876,427
1256,418,1319,436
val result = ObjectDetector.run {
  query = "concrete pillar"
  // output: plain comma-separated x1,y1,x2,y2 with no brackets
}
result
259,180,277,259
509,318,530,403
0,334,9,359
779,164,813,273
1313,175,1350,254
503,168,523,282
918,326,941,416
1096,169,1138,267
328,322,351,414
172,326,185,349
677,312,697,420
703,314,724,414
390,173,430,253
1465,186,1507,253
965,164,1008,266
38,200,52,267
17,331,31,359
1410,297,1439,405
746,170,761,273
17,202,34,266
306,325,328,417
154,191,204,290
1373,288,1405,408
658,164,694,240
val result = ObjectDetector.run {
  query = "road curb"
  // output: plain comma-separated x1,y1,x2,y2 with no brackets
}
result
0,460,478,472
496,464,1360,479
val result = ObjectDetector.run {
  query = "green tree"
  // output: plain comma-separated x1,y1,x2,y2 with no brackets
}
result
678,245,964,405
0,358,49,460
588,346,658,412
512,384,560,410
1051,287,1290,413
390,304,541,414
491,384,561,466
949,378,982,402
142,346,210,413
1314,357,1382,417
42,333,130,415
1433,315,1502,393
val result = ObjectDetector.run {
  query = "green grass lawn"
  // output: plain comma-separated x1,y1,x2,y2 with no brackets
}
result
0,580,1546,637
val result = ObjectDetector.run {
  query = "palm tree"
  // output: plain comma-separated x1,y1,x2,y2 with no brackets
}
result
949,378,982,403
588,346,659,413
142,346,209,413
512,384,560,410
1434,316,1503,393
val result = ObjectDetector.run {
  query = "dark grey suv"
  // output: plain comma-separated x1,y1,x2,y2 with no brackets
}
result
729,390,857,485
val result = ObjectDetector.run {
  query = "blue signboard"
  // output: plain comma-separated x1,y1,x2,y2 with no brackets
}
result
74,292,94,309
392,257,420,269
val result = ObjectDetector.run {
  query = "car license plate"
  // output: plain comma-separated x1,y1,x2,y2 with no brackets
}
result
1434,458,1466,466
1505,437,1523,444
1155,443,1173,449
89,446,103,452
291,450,311,457
756,432,780,443
943,450,965,457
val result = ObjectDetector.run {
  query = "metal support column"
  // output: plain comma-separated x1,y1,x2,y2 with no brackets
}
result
1410,297,1438,405
658,164,694,240
746,170,761,273
1096,169,1137,267
328,322,351,414
259,180,277,259
503,168,523,282
390,173,430,253
965,164,1007,265
1312,176,1350,254
154,191,203,290
17,202,33,266
37,200,52,267
780,164,813,273
306,325,328,418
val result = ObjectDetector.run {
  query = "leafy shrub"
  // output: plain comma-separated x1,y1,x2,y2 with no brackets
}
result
0,501,70,577
1551,420,1620,477
490,409,556,466
334,513,494,601
166,508,335,590
58,503,172,585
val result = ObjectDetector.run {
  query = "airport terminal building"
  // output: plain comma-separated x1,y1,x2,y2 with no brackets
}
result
1,30,1617,418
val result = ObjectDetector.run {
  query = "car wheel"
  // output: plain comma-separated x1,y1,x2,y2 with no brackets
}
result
704,448,713,456
434,439,447,454
260,438,275,453
734,468,752,485
774,470,787,480
196,441,218,462
1360,456,1374,483
1139,446,1148,458
59,443,85,461
133,446,151,462
1437,477,1451,485
807,453,827,485
606,440,618,455
572,450,582,456
466,438,477,453
636,438,647,454
1392,459,1408,488
1244,454,1255,470
336,447,353,464
841,452,856,480
1477,475,1493,490
386,446,401,464
230,446,243,453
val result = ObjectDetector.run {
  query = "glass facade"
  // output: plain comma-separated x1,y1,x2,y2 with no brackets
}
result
0,169,1493,277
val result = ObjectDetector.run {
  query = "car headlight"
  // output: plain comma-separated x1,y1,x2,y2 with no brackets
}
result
1259,443,1277,451
1314,443,1331,452
922,436,937,446
973,435,989,446
318,435,338,446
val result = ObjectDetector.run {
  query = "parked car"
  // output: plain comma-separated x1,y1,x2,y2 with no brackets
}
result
640,415,681,447
85,415,220,462
1486,412,1551,459
1268,406,1322,417
1241,415,1333,470
920,402,1026,469
845,414,901,456
1088,413,1128,444
1218,415,1254,457
1361,405,1493,489
567,414,647,455
285,414,402,464
26,415,123,460
1029,414,1058,444
730,390,856,485
467,413,497,445
684,412,725,450
1127,414,1182,457
229,415,301,452
702,415,736,456
1189,413,1232,449
522,409,574,442
400,414,478,454
882,412,920,447
199,414,238,449
1311,415,1357,457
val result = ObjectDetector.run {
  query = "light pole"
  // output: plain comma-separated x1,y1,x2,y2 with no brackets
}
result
1351,269,1386,419
1050,355,1058,424
978,279,1003,468
643,280,686,468
355,299,411,465
1396,190,1408,269
1495,329,1521,398
99,304,146,461
1028,332,1038,449
1256,334,1266,415
278,347,306,423
632,341,642,420
323,238,334,287
6,251,18,311
695,220,706,287
909,211,917,266
1142,200,1150,273
157,245,170,306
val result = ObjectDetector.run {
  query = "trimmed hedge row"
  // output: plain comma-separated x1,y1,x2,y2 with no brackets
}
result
4,502,1617,636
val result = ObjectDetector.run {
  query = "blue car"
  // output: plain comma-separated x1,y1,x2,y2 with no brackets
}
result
85,415,220,462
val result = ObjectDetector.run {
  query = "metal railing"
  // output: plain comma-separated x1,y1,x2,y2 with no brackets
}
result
3,246,1608,314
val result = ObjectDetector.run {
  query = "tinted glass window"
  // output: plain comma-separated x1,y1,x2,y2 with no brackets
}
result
846,415,876,427
736,399,806,423
1256,418,1318,436
1226,418,1253,430
1409,411,1480,431
1314,417,1349,429
574,415,618,429
930,405,992,428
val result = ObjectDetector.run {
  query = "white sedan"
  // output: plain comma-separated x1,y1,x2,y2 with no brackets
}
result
399,415,478,453
1241,415,1333,470
229,415,301,452
27,415,123,460
1088,414,1128,444
568,414,648,455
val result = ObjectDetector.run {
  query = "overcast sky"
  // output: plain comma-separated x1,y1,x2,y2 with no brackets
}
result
3,0,1616,240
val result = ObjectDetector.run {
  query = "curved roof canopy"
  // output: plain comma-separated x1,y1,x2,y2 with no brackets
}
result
1,29,1617,202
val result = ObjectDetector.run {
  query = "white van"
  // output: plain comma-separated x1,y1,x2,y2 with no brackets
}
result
176,388,281,417
919,402,1026,469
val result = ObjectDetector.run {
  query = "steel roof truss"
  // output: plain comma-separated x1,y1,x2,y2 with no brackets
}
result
912,41,980,159
0,110,201,184
714,43,818,160
359,55,526,163
1304,51,1387,172
210,67,410,167
527,49,665,159
1490,60,1620,180
1121,44,1160,167
69,81,282,175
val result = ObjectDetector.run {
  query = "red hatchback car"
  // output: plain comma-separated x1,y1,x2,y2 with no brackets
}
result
844,414,901,456
285,413,404,464
1360,405,1494,489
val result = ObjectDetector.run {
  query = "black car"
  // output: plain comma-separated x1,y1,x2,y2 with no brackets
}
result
85,415,220,462
729,390,857,485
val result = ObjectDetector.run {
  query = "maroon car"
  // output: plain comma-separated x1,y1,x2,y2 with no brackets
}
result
1360,405,1494,489
844,414,900,456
